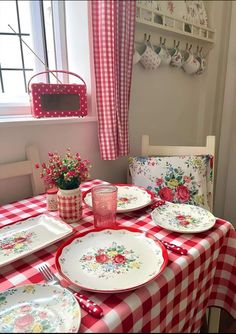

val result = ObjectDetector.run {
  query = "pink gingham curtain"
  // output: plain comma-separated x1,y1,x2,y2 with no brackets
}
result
90,0,136,160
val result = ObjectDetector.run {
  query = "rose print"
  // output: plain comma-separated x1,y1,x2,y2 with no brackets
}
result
80,241,141,278
113,254,126,264
14,314,34,328
95,254,109,263
158,187,174,202
176,185,190,203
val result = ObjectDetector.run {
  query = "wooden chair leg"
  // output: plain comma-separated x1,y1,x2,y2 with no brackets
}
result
208,307,221,333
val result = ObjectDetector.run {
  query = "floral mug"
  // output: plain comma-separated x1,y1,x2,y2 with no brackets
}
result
182,50,200,75
155,45,171,65
169,47,183,67
139,43,161,70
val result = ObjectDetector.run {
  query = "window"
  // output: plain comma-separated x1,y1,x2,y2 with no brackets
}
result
0,0,67,115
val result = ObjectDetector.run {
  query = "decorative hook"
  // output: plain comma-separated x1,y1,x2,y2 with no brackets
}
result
147,34,151,42
186,42,189,50
162,38,166,46
144,33,147,41
176,41,180,48
189,44,192,52
160,36,162,45
199,46,203,55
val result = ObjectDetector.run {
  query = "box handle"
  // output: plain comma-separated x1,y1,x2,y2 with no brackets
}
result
28,70,87,93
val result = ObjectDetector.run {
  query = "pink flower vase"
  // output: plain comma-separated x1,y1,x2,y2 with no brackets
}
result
57,187,82,223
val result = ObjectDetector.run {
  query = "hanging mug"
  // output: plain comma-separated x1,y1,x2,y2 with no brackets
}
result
195,48,206,75
133,48,141,65
155,44,171,65
169,46,183,68
182,50,200,75
139,42,161,70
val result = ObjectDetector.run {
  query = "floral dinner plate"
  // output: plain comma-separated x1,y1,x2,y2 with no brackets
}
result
83,184,154,213
0,214,74,268
0,284,81,333
55,227,168,293
151,202,216,233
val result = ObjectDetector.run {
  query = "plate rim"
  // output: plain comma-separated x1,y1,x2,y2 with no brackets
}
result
151,202,216,233
0,283,81,333
55,226,168,293
82,183,155,213
0,213,75,268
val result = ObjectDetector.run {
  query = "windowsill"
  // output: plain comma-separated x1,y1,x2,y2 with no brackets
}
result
0,115,97,127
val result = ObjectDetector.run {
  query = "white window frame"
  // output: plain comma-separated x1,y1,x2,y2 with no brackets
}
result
0,0,96,123
0,0,68,117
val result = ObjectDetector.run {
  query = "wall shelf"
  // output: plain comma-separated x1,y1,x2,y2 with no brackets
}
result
136,3,215,45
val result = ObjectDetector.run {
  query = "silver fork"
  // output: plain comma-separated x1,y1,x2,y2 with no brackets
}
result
38,264,103,318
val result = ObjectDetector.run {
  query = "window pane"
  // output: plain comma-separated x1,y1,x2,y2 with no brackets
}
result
18,0,32,33
0,35,22,67
1,71,25,95
0,1,18,32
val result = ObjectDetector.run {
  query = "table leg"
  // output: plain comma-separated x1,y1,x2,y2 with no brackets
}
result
208,307,221,333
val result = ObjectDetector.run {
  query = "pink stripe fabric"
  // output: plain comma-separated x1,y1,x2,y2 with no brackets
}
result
90,0,136,160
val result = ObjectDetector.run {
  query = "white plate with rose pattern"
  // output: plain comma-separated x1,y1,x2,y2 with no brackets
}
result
55,227,168,293
0,284,81,333
151,202,216,233
0,214,73,268
83,184,154,213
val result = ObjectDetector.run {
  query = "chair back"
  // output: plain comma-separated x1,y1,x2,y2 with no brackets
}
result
129,135,215,211
0,145,44,197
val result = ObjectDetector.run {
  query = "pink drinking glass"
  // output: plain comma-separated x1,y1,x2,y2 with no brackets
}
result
91,185,118,228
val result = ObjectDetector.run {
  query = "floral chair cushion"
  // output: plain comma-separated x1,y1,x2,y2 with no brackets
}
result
128,155,214,211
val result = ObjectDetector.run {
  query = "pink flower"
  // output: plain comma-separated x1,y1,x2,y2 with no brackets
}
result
156,178,163,186
113,254,126,264
158,187,174,202
35,163,39,169
39,311,47,319
14,314,34,328
183,176,191,183
176,215,185,220
179,220,190,226
95,254,109,263
1,243,13,249
176,185,190,203
20,305,31,313
14,236,27,243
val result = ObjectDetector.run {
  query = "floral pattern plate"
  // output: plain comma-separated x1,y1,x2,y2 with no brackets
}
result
0,214,74,268
0,284,81,333
83,184,154,213
55,227,168,293
151,202,216,233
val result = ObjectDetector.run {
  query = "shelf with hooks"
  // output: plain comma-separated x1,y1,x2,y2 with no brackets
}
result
136,3,215,44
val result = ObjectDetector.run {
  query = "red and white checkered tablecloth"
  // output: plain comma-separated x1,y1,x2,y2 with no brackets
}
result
0,179,235,333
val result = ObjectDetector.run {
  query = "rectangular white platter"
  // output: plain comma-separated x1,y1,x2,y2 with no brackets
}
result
0,213,74,268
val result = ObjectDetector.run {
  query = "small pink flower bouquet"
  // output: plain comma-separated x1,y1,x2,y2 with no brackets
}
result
36,149,91,190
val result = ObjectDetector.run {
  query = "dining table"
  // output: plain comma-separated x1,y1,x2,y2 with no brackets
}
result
0,178,235,333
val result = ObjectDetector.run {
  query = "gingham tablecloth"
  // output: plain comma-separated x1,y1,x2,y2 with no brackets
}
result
0,179,235,333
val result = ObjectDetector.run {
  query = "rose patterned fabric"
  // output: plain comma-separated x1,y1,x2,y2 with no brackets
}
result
128,155,214,211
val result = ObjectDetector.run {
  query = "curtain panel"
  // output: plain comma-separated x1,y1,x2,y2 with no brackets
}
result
90,0,136,160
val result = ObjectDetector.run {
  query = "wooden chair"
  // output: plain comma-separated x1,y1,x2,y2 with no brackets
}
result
0,145,45,197
141,134,219,333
